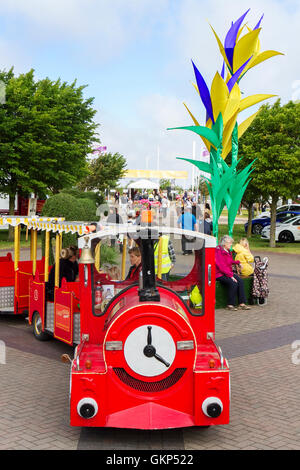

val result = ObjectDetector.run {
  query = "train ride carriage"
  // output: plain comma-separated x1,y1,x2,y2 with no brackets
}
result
47,220,230,430
0,216,64,316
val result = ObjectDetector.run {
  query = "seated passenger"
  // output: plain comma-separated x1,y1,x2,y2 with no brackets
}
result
215,235,251,311
47,246,78,300
102,264,121,280
233,238,254,277
126,247,142,281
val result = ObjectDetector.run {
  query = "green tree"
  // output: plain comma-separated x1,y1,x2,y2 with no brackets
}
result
41,192,97,263
60,187,103,206
78,152,127,201
0,68,99,238
41,192,118,266
159,179,172,190
239,100,300,247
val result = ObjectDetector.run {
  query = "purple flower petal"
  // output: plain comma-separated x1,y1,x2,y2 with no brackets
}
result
254,14,264,30
191,60,214,124
227,56,252,93
224,9,250,67
221,61,225,79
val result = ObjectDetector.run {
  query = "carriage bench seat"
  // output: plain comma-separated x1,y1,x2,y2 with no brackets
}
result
215,276,253,309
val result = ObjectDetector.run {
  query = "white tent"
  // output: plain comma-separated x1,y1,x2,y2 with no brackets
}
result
127,179,159,190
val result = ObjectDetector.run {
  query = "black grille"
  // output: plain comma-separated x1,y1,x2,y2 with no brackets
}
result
113,368,186,392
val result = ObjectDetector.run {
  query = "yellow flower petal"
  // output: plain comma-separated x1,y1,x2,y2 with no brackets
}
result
223,83,241,127
238,110,260,138
209,24,232,70
210,72,229,122
248,50,284,70
222,110,239,159
221,109,261,159
233,28,261,73
239,94,276,113
183,102,200,126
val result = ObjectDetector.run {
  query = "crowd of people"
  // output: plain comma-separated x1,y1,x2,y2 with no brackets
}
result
47,187,259,311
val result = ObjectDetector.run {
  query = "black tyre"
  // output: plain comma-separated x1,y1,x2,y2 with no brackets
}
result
278,230,294,243
32,312,51,341
252,224,263,235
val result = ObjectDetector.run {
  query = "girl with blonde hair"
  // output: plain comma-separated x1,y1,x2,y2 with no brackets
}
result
233,238,254,277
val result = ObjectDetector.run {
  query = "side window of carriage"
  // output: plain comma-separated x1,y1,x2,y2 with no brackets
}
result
93,277,116,316
175,246,205,316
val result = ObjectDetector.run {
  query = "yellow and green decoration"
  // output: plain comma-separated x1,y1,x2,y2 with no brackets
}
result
168,9,283,242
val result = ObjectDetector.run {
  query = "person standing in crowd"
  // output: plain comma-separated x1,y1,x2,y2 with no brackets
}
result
153,234,176,281
198,212,213,235
161,194,170,219
177,207,198,255
107,207,123,252
134,210,141,226
185,197,192,209
120,193,128,212
215,235,251,310
192,201,202,220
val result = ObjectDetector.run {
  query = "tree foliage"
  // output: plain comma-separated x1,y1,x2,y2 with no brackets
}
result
159,179,172,190
0,68,99,212
239,100,300,246
78,152,127,200
42,192,97,221
41,192,97,263
60,187,103,206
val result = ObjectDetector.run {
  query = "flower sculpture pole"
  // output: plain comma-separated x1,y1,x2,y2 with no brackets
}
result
168,9,283,242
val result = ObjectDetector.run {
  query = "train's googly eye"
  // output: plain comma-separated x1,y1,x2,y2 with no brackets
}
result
202,397,223,418
77,398,98,419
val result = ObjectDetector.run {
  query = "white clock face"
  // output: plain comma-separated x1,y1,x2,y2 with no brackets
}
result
124,325,176,377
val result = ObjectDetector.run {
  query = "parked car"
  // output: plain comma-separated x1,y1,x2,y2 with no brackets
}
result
261,215,300,243
259,203,300,218
245,210,300,235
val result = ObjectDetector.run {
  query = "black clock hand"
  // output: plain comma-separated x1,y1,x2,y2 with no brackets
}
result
144,326,170,367
147,326,152,345
154,353,170,368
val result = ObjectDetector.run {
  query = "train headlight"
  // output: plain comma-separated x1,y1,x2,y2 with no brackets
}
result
77,398,98,419
202,397,223,418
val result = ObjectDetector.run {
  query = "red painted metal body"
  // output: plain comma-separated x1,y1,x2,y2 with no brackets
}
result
68,245,229,429
27,230,230,429
0,254,46,315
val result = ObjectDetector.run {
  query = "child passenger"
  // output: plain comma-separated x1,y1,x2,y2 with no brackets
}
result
233,238,254,277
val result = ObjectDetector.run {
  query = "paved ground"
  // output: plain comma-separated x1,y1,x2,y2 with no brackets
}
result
0,250,300,450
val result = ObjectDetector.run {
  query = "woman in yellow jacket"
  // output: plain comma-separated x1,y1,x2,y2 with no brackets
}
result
233,238,254,277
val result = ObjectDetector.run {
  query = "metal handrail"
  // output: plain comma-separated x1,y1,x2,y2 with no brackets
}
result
76,337,87,371
218,346,224,369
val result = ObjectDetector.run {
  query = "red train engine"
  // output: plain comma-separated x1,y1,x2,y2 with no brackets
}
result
69,225,230,429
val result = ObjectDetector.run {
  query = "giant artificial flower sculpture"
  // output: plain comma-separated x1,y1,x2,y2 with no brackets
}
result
168,9,283,240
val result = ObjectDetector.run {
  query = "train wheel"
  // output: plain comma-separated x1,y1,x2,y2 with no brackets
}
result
32,312,51,341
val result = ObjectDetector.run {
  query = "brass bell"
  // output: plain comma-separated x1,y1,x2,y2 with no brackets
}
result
79,236,94,264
